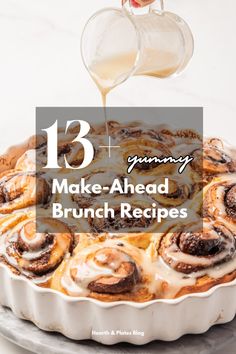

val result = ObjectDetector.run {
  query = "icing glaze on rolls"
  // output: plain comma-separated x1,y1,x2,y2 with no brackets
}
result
51,239,156,301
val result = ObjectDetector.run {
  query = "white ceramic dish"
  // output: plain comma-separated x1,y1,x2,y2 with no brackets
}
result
0,137,236,345
0,262,236,345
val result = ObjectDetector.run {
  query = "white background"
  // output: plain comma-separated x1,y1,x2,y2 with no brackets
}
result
0,0,235,353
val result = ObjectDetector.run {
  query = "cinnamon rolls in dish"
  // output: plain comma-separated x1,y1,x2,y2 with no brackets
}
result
0,120,236,301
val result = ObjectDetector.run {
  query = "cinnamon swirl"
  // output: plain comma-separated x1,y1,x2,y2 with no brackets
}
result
51,239,154,302
0,215,73,285
203,175,236,231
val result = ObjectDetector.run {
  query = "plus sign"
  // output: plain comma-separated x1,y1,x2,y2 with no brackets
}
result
99,136,120,158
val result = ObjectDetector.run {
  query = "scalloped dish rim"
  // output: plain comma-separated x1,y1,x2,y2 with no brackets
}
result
1,261,236,308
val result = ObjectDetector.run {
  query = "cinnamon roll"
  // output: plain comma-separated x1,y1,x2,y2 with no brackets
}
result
0,135,46,174
0,171,51,214
159,220,235,273
50,239,154,302
156,219,236,298
203,175,236,230
192,138,236,177
0,216,73,285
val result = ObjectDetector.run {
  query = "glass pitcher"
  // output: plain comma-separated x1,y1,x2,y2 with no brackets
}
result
81,0,194,96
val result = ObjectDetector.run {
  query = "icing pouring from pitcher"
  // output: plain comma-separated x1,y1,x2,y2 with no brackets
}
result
81,0,194,107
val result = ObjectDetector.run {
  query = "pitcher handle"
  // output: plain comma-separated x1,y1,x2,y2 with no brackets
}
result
122,1,164,15
149,0,165,14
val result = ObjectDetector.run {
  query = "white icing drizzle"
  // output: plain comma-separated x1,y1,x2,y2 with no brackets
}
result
164,239,234,268
154,256,197,298
61,239,150,296
152,253,236,299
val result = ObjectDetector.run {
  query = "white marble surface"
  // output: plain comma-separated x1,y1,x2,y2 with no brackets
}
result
0,0,235,353
0,338,32,354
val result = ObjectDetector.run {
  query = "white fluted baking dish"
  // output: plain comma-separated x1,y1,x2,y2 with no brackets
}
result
0,262,236,344
0,137,236,345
